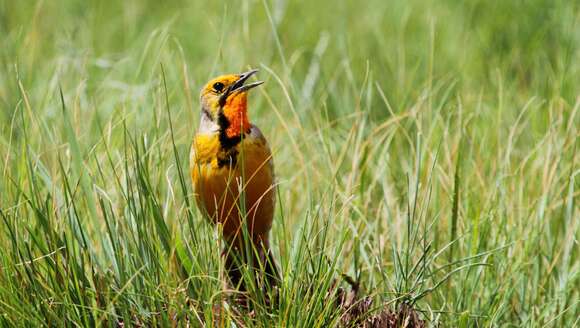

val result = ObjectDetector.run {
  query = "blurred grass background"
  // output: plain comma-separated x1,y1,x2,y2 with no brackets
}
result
0,0,578,326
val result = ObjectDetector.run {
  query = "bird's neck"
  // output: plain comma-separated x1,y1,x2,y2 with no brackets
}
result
218,95,251,149
223,93,251,138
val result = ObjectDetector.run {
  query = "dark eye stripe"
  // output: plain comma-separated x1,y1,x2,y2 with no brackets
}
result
213,82,224,92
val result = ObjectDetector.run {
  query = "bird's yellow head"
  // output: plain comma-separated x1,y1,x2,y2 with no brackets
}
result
200,69,263,139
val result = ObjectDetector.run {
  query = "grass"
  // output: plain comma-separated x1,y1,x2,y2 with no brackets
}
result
0,0,579,326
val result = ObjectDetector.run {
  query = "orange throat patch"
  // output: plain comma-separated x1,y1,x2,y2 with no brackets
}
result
223,92,251,138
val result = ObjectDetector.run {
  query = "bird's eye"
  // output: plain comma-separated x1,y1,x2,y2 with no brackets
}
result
213,82,225,93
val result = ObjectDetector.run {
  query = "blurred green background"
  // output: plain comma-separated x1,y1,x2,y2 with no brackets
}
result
2,0,577,110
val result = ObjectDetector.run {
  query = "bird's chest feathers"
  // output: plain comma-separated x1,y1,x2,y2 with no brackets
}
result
192,134,267,173
191,134,273,208
193,134,237,169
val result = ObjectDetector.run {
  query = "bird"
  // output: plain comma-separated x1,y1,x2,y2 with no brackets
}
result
190,69,278,289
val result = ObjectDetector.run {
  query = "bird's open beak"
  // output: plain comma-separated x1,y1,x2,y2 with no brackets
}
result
232,69,264,92
219,69,264,105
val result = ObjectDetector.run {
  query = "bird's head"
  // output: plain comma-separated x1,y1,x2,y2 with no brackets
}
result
200,69,263,139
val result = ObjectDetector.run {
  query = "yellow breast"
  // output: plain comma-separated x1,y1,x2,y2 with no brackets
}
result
190,129,275,244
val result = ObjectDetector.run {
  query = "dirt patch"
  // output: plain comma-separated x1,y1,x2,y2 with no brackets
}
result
220,275,426,327
336,278,426,328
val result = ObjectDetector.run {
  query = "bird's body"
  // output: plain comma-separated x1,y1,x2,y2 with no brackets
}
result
190,70,278,287
191,124,275,245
